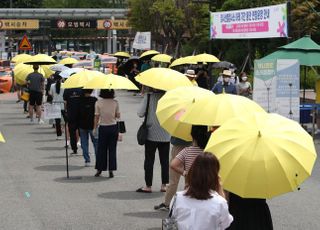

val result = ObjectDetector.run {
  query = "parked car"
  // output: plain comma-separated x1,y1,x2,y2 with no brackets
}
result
0,68,12,93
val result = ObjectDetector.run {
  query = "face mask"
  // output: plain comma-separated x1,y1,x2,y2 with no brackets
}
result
223,77,230,83
242,77,248,81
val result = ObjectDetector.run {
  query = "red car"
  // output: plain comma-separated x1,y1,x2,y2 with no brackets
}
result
0,68,13,93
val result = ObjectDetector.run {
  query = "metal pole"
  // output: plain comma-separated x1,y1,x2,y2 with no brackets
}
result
64,122,69,178
303,66,307,104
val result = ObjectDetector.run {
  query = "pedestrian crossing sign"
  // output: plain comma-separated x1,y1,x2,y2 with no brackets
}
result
19,35,32,50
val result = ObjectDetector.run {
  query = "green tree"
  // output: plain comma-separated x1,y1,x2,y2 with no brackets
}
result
0,0,43,8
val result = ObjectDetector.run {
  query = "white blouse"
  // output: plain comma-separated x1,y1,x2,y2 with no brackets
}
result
171,191,233,230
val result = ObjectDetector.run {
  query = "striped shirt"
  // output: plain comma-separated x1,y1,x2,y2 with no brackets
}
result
176,146,204,173
137,92,170,142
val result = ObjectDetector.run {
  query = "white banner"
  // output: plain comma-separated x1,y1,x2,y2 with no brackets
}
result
210,3,288,39
253,59,300,122
0,32,6,52
132,32,151,50
43,103,61,120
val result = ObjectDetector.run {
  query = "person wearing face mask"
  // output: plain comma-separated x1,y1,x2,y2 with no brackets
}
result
211,70,237,95
238,72,252,98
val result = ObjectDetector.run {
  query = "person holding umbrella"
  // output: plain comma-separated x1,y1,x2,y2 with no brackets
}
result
212,70,237,95
26,64,45,124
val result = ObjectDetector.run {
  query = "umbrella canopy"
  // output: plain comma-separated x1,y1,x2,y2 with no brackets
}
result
205,112,317,199
169,56,197,68
140,50,160,59
50,64,70,72
113,51,130,58
11,54,32,64
194,53,220,63
156,86,214,141
59,57,79,65
59,68,84,78
135,67,193,91
14,63,47,85
24,54,57,65
62,69,105,89
212,61,236,69
151,54,173,63
0,131,5,143
83,73,139,90
178,93,266,126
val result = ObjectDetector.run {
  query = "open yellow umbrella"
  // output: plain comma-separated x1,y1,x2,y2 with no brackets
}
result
205,112,317,199
59,57,79,65
169,56,197,68
24,54,57,65
140,50,160,59
13,63,47,85
11,54,32,64
84,73,139,90
113,51,130,58
135,67,193,91
156,86,214,141
62,69,105,89
178,93,265,126
194,53,220,63
151,54,172,63
0,131,5,143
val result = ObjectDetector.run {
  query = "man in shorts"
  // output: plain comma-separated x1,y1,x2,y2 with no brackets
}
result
26,64,45,124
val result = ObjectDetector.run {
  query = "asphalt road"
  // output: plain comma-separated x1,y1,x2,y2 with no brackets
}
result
0,92,319,230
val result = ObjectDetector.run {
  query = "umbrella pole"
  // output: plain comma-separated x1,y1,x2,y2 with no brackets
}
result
303,66,307,104
289,83,293,119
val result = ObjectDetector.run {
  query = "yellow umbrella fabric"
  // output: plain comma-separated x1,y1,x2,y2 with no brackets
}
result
62,69,105,89
140,50,160,59
194,53,220,63
151,54,172,63
11,54,32,64
24,54,57,65
156,86,214,141
13,63,47,85
59,57,79,65
0,131,5,143
135,67,193,91
84,73,139,90
113,51,130,58
178,93,265,126
205,112,317,199
169,56,197,68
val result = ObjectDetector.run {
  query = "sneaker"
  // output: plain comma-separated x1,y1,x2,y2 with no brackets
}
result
77,141,81,147
84,162,90,167
56,136,63,140
30,118,34,124
154,203,169,211
38,119,44,124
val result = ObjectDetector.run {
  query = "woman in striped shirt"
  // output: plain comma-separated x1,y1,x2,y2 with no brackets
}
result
170,125,210,186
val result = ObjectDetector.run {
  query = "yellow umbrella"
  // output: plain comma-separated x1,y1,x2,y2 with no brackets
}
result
194,53,220,63
156,86,214,141
13,63,47,85
205,112,317,199
169,56,197,68
24,54,57,65
135,67,193,91
62,69,105,89
0,131,5,143
11,54,32,64
83,73,139,90
178,93,265,126
151,54,173,63
59,57,79,65
140,50,160,59
113,51,130,58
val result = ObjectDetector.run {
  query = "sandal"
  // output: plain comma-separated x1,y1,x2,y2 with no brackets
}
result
136,187,152,193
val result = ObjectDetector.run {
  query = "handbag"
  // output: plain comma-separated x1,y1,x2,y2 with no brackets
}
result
162,195,178,230
137,94,150,145
117,121,126,133
21,91,30,101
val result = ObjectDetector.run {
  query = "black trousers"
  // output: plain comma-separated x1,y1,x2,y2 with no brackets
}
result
96,125,118,171
55,110,65,137
144,140,170,187
68,122,78,152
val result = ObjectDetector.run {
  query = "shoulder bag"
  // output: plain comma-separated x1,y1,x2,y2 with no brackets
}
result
137,94,150,145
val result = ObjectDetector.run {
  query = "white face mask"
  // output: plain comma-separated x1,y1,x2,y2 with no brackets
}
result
242,77,248,81
223,77,230,83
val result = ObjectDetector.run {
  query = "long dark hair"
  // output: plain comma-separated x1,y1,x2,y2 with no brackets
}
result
185,152,220,200
99,89,115,99
191,125,210,149
54,73,62,94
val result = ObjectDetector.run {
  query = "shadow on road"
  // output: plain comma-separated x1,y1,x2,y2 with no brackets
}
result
98,191,163,200
34,164,83,171
34,139,60,143
124,211,167,219
28,131,55,135
36,146,65,151
54,175,109,183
